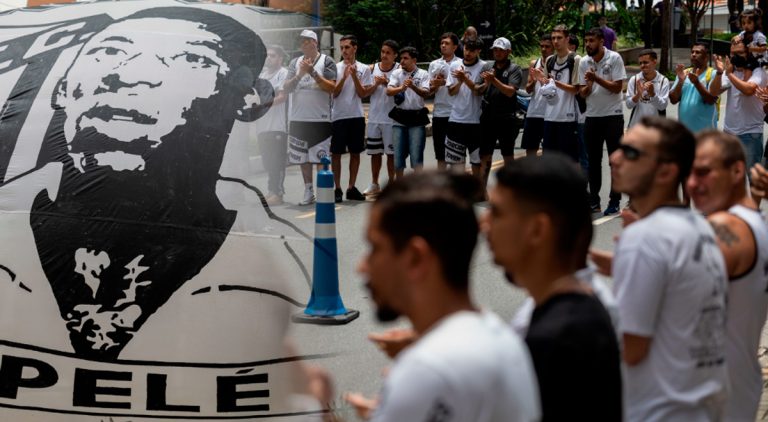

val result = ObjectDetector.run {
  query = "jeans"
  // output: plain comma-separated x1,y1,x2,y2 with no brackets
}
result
393,124,426,170
585,115,624,207
736,132,764,173
258,131,287,196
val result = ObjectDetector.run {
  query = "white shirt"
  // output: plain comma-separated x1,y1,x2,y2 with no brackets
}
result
723,67,767,135
625,71,670,128
388,67,430,111
526,57,548,119
723,205,768,421
578,49,626,117
368,62,399,124
288,54,336,122
543,53,581,122
429,56,461,118
447,59,486,124
614,206,729,422
371,311,541,422
257,66,289,133
331,60,372,121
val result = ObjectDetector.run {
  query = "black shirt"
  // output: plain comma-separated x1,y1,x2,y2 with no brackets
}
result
479,60,522,120
525,293,622,422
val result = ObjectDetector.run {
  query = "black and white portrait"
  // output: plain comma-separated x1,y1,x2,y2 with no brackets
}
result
0,2,317,419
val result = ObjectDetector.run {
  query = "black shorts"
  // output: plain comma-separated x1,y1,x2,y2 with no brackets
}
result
331,117,366,154
431,117,450,161
445,122,481,165
480,117,521,157
521,117,545,150
288,121,333,164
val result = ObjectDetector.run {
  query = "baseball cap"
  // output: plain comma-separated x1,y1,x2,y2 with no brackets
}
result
299,29,318,42
491,37,511,50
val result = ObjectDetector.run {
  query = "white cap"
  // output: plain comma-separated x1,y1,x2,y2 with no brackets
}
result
299,29,318,42
491,37,511,50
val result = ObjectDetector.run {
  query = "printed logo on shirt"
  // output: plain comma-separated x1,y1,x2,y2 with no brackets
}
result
426,400,453,422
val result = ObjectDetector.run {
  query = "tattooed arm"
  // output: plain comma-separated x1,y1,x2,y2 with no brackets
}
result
709,211,756,279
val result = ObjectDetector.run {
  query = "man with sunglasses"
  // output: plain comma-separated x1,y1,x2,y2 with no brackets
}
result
686,130,768,422
610,116,728,421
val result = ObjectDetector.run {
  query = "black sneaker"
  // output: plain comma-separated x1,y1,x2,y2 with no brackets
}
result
603,202,620,216
346,186,366,201
335,188,343,203
590,203,601,213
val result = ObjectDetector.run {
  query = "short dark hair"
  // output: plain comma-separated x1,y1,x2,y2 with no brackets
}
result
382,39,400,54
638,49,657,60
495,154,592,269
586,27,604,40
399,46,418,60
568,33,579,49
741,8,763,31
340,34,358,46
464,38,483,51
375,172,483,290
440,32,460,46
696,130,747,168
540,33,552,42
692,41,710,54
552,24,569,38
638,116,696,185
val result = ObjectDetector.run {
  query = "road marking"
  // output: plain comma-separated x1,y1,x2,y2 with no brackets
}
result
593,214,620,225
296,206,341,219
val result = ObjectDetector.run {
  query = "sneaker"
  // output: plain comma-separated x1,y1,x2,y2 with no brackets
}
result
590,203,601,213
299,188,315,206
363,183,381,196
603,202,620,216
335,188,343,203
266,194,283,206
346,186,366,201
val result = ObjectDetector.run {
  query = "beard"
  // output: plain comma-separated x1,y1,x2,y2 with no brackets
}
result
375,305,401,323
30,105,237,360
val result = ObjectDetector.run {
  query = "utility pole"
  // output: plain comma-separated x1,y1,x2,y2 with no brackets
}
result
660,0,671,73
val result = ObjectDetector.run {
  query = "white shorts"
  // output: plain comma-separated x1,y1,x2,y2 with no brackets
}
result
366,122,395,155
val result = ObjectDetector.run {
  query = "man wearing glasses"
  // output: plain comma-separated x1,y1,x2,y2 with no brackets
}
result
608,116,728,421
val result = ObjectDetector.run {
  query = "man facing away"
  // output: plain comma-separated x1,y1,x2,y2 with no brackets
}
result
349,172,540,422
330,34,372,203
609,116,728,421
362,39,400,197
578,27,627,216
284,29,336,206
687,130,768,422
483,154,622,421
428,32,461,170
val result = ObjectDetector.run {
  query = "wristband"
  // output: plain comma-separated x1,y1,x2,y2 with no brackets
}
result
310,69,318,78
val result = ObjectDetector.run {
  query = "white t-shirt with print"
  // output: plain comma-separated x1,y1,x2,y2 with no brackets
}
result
625,71,670,128
723,205,768,421
371,311,541,422
388,67,430,111
368,62,399,124
578,49,627,117
429,56,461,118
257,66,289,133
287,54,336,122
526,57,548,119
543,53,581,123
614,206,728,422
331,60,372,121
723,67,767,135
447,59,486,124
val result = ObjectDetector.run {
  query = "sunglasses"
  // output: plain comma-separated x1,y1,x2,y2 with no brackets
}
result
618,143,645,161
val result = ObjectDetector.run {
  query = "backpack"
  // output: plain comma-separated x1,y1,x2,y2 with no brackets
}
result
547,52,587,113
684,66,721,116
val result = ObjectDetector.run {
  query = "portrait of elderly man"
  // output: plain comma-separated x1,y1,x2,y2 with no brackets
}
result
0,6,310,365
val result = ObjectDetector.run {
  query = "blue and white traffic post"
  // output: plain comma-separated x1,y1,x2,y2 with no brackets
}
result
292,157,359,325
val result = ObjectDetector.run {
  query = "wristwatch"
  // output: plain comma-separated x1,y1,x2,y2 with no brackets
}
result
310,69,319,78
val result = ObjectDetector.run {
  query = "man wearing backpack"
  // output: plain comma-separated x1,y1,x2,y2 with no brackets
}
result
669,42,724,134
625,49,669,128
531,25,581,162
